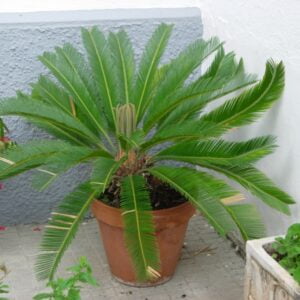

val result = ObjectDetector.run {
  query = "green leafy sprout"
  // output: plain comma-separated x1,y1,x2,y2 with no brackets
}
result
0,23,295,282
33,256,98,300
272,224,300,284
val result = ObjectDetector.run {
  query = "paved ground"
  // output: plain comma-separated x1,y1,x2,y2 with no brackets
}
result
0,215,245,300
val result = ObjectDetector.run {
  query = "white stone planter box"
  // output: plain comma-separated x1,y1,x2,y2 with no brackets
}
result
245,236,300,300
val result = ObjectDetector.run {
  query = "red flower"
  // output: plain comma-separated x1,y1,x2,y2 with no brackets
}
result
0,226,7,231
0,183,3,190
0,136,10,142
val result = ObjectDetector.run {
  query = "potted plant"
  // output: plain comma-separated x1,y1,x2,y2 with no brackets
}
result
0,24,294,286
245,224,300,299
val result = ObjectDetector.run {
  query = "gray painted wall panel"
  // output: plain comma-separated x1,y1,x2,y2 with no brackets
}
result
0,8,202,225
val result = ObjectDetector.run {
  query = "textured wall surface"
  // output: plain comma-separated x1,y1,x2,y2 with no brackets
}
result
198,0,300,235
0,8,203,225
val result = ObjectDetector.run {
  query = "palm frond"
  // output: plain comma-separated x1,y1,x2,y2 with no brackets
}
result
55,44,99,102
36,157,122,281
225,204,266,240
141,120,225,151
120,175,160,281
134,23,173,121
81,26,118,129
201,46,227,78
155,136,276,165
32,146,110,191
144,37,223,131
0,140,67,180
0,95,104,148
159,62,256,128
201,164,294,215
201,60,284,128
148,166,240,236
39,47,112,146
108,30,135,105
202,47,243,79
35,182,98,281
31,75,73,116
90,157,125,190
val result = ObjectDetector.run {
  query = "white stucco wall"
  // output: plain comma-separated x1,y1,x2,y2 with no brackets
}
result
1,0,299,234
198,0,300,235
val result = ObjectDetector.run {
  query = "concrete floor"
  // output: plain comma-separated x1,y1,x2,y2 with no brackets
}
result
0,215,245,299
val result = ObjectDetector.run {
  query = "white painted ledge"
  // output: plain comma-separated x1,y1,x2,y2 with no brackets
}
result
0,0,200,13
0,7,201,25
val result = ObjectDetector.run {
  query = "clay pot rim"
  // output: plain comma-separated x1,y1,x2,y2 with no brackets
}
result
92,199,196,229
93,198,192,215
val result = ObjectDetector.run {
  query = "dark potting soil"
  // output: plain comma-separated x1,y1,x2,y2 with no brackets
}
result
264,243,285,263
97,174,187,210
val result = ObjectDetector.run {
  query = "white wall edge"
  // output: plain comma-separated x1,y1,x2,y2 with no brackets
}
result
0,7,201,26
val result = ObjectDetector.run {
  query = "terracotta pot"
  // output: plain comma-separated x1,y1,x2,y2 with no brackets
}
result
92,200,195,287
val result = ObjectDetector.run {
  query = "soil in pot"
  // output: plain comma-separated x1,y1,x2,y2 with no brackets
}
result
101,174,187,210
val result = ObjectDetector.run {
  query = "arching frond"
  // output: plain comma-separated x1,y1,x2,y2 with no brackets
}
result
141,120,226,151
201,60,284,128
90,157,125,190
0,96,104,148
31,75,73,116
134,23,173,121
148,166,239,236
159,63,256,128
108,30,136,105
39,47,112,146
200,164,294,215
35,182,98,281
0,140,67,180
225,204,266,240
81,26,118,129
155,136,276,166
32,146,111,191
120,175,160,281
55,44,99,104
144,37,223,131
36,157,121,281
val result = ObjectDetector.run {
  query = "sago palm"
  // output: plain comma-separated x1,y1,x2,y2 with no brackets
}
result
0,24,294,282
